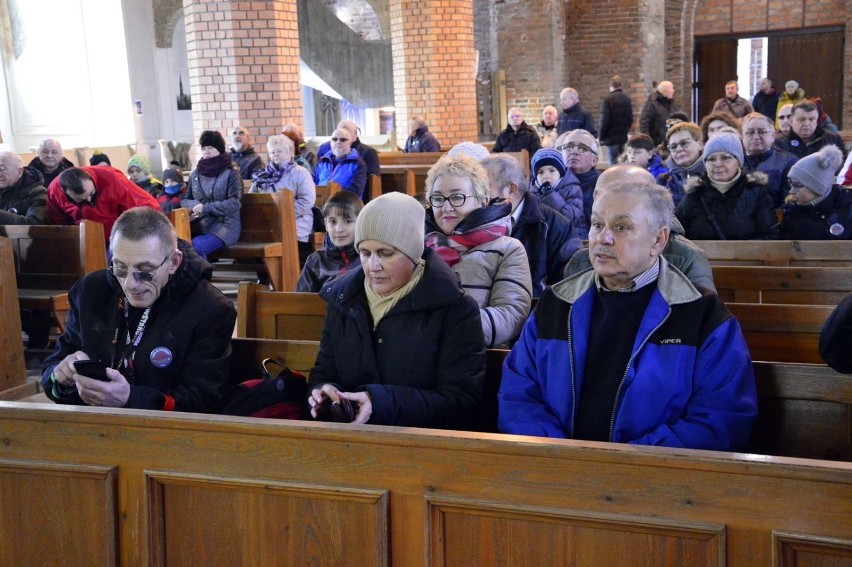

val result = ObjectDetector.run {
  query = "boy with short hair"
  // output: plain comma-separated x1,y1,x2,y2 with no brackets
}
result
296,191,364,292
625,134,669,178
529,147,587,238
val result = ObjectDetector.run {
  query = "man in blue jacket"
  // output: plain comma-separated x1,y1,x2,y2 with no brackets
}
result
498,175,756,451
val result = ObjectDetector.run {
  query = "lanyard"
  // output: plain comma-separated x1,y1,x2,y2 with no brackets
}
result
112,298,151,373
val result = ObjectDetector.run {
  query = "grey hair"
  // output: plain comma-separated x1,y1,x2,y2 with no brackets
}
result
601,179,674,232
481,154,528,196
110,207,177,257
425,154,490,206
267,134,295,155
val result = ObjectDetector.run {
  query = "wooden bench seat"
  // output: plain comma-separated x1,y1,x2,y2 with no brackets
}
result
207,191,300,291
695,240,852,267
0,220,107,334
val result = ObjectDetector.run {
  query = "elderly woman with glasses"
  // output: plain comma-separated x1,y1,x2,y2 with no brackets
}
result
313,128,368,198
676,131,779,240
424,154,532,347
308,193,486,429
656,122,706,207
781,146,852,240
41,207,236,413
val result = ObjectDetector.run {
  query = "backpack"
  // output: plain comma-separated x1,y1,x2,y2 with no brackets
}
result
216,358,309,419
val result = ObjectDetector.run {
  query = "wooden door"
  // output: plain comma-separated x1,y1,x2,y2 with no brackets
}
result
768,28,844,129
693,38,738,123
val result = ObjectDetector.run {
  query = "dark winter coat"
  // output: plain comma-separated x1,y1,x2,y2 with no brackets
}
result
743,148,798,209
639,91,679,146
676,172,780,240
184,162,243,246
27,156,75,188
0,166,48,224
404,127,441,153
532,170,588,238
41,240,236,412
820,293,852,373
313,150,368,198
229,145,265,181
309,250,486,429
774,127,846,160
557,102,598,137
657,157,705,207
599,89,634,146
780,185,852,240
511,194,582,297
493,122,542,156
752,88,779,121
296,240,360,292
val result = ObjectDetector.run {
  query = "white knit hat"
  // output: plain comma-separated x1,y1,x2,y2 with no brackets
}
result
355,192,425,263
788,145,844,196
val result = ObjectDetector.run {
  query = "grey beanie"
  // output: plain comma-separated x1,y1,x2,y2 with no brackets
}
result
355,192,425,263
788,145,844,196
703,131,744,166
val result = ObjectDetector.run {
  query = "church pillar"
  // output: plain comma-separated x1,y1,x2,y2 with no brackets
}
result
183,0,302,156
389,0,478,148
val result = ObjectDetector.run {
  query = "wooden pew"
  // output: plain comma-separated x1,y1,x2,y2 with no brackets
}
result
166,208,192,242
235,283,327,340
378,151,448,166
0,237,28,397
2,390,849,565
728,303,834,364
695,240,852,267
713,265,851,305
207,191,300,291
0,220,107,335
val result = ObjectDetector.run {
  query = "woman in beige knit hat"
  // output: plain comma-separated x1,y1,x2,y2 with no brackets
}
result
308,192,486,429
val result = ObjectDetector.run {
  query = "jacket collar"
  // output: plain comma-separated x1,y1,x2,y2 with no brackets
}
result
551,256,701,305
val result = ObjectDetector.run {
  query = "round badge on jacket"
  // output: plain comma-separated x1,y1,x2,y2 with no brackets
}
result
150,347,173,368
829,223,845,236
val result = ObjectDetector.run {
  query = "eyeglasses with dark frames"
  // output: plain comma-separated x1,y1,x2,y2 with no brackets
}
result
429,194,471,208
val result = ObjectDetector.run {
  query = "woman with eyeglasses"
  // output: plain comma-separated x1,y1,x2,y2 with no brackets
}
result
656,122,705,207
676,131,779,240
308,192,485,429
424,154,532,347
781,146,851,240
182,130,243,260
313,128,368,198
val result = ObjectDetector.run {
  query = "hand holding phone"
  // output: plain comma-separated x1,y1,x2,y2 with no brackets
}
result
73,360,111,382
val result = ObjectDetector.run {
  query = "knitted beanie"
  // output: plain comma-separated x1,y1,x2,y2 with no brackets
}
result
199,130,226,155
788,145,843,196
355,192,425,263
161,167,184,186
531,147,566,177
703,131,744,166
447,142,490,162
89,150,111,166
127,154,151,176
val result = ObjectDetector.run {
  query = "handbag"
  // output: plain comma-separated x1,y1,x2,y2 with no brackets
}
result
215,358,309,419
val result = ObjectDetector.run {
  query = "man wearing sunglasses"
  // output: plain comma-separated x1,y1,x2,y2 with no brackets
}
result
42,207,236,413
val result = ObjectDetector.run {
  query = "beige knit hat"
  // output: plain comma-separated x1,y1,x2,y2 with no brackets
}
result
355,192,425,263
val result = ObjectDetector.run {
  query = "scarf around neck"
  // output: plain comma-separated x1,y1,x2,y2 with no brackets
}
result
364,259,425,327
196,153,233,178
424,202,512,267
251,160,295,191
709,170,742,194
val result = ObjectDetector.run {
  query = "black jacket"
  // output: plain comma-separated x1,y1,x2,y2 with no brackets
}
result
820,293,852,373
774,127,846,159
781,185,852,240
557,102,598,137
27,156,75,188
404,127,440,153
511,194,581,297
309,250,485,429
676,172,780,240
42,240,236,412
229,145,265,180
639,91,679,146
752,89,779,121
493,122,542,156
599,89,634,146
0,166,48,224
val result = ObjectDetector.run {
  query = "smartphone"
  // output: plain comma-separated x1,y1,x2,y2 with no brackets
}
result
73,360,111,382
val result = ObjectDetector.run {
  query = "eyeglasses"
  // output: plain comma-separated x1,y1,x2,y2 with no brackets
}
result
429,194,471,208
331,137,350,143
668,139,695,152
743,129,771,137
558,143,596,155
110,253,172,283
705,154,737,165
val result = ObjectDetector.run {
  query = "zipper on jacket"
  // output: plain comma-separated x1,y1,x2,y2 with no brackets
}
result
607,307,671,442
567,304,577,438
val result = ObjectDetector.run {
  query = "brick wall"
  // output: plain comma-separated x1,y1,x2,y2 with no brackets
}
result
389,0,478,146
184,0,303,157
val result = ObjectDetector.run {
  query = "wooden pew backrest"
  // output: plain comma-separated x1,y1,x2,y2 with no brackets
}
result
166,208,191,243
713,265,851,305
695,240,852,267
236,283,327,340
0,237,25,393
728,303,834,364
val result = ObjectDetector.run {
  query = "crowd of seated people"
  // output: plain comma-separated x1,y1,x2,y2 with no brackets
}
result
5,77,852,456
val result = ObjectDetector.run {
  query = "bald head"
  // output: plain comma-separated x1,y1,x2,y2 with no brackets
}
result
657,81,674,99
337,120,359,139
0,151,25,189
593,164,656,200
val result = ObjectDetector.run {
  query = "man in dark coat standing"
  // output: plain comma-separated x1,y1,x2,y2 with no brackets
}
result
598,75,634,165
557,87,598,137
752,78,779,122
639,81,678,147
493,107,541,157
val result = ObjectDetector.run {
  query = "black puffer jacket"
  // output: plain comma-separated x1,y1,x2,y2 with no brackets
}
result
493,122,542,156
42,240,236,412
676,172,780,240
0,166,48,224
639,91,679,146
309,250,485,429
781,185,852,240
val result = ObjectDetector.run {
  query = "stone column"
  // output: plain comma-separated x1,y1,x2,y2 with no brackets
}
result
183,0,302,157
389,0,478,148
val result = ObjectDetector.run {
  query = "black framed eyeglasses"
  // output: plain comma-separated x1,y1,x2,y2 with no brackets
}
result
110,253,172,283
429,194,470,208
